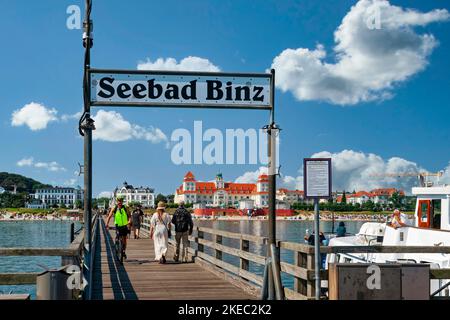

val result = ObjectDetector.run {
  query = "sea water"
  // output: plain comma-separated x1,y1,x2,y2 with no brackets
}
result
0,221,80,299
0,219,367,298
195,219,368,289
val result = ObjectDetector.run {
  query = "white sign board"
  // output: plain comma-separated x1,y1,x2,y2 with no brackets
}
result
304,158,332,198
89,69,272,109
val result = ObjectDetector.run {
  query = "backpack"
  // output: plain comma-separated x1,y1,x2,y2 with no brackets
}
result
174,208,191,232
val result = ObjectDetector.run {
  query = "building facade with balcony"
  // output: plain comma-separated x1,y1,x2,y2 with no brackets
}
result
276,188,305,205
31,186,84,208
113,182,155,208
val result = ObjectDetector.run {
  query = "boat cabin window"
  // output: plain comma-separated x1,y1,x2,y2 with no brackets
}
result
418,200,430,228
431,200,441,229
417,199,441,229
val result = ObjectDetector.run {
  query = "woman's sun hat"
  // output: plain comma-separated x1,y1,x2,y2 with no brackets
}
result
157,201,166,210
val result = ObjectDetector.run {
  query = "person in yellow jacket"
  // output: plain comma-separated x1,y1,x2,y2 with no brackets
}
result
106,197,131,259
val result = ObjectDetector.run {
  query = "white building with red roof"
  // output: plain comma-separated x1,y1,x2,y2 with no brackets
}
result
276,188,304,205
336,188,406,205
346,191,373,205
174,171,269,208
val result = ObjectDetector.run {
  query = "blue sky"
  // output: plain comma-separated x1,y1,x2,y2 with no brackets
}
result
1,0,449,196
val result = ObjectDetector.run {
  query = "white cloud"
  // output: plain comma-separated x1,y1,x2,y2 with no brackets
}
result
138,56,221,72
34,161,66,172
92,110,168,145
441,163,450,185
280,175,304,190
235,167,303,189
235,167,268,183
310,150,424,192
17,157,34,167
271,0,449,105
64,178,78,186
61,111,82,122
16,157,66,172
235,149,448,194
98,191,113,199
11,102,58,130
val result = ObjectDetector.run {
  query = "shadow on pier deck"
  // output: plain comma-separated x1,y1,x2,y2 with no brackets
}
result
91,219,254,300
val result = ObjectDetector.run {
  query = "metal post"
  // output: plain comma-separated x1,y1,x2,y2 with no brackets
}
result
314,198,320,300
260,257,271,300
79,0,94,300
266,68,277,300
331,211,335,234
83,119,93,251
270,244,284,300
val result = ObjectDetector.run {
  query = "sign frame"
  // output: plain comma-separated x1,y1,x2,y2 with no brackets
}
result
303,158,332,199
88,68,273,110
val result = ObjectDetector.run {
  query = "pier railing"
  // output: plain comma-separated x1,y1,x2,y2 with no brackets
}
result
85,211,100,300
0,212,99,300
0,226,84,288
141,216,450,300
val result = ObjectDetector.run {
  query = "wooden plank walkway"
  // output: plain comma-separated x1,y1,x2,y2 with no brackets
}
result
91,218,255,300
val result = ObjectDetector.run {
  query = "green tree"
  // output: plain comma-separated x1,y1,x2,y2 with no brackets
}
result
166,194,175,204
0,172,52,194
0,192,26,208
155,193,167,204
341,191,347,204
128,201,141,207
389,191,404,209
75,199,83,209
362,200,375,211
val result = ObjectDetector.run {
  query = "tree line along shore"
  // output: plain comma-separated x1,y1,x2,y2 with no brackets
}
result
0,207,413,222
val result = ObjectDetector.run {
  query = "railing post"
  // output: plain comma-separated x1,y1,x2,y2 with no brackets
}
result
296,251,308,296
294,251,301,293
62,223,76,267
214,234,222,260
70,223,75,243
197,228,204,253
240,239,250,271
306,250,316,299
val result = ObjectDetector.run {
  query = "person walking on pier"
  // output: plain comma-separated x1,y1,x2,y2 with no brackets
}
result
106,196,131,259
131,204,144,239
150,201,171,264
171,201,194,263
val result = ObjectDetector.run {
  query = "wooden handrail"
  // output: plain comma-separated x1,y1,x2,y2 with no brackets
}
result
197,227,268,244
197,237,267,265
0,225,86,287
140,221,450,300
279,241,450,254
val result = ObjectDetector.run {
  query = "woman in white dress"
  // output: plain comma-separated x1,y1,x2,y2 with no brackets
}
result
150,201,172,264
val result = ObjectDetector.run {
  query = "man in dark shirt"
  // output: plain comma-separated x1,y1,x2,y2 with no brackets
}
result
171,201,194,262
131,204,144,239
306,231,326,246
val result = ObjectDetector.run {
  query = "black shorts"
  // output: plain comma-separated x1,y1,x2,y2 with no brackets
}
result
116,225,129,237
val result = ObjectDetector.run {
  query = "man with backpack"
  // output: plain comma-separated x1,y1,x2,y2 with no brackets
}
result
171,201,194,263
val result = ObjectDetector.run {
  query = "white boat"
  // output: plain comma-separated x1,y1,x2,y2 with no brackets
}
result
326,185,450,297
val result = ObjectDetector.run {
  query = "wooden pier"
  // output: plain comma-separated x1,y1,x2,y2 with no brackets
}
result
1,213,450,300
91,218,253,300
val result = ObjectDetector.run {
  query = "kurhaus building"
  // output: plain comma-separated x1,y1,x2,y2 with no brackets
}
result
174,172,270,208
